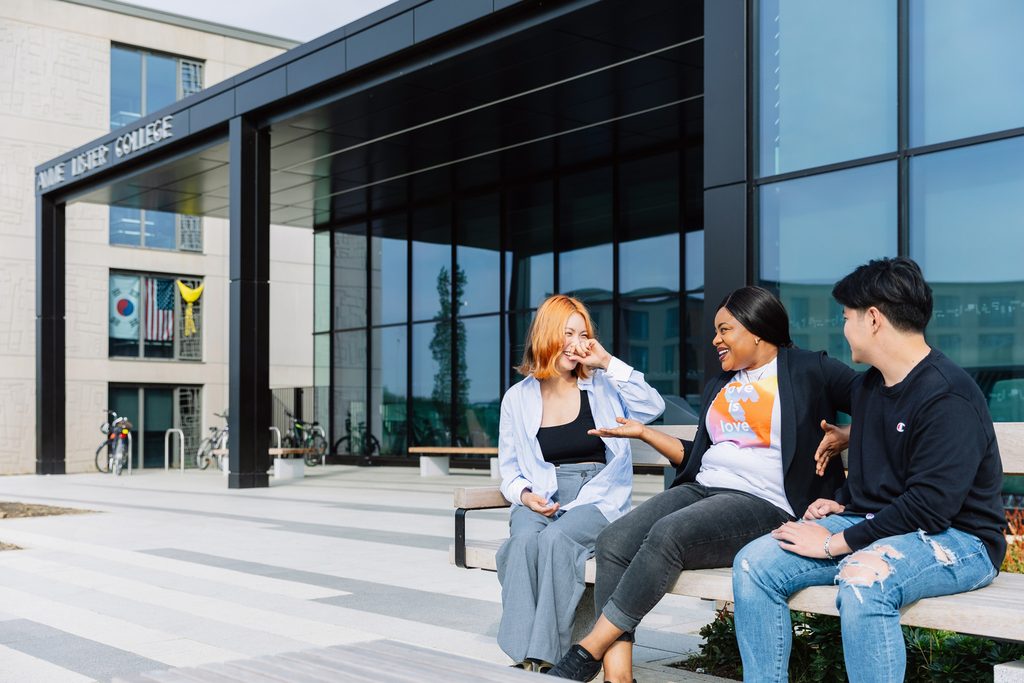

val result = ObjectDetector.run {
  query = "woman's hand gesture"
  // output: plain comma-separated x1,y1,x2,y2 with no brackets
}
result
521,490,559,517
588,417,645,439
565,338,612,371
814,420,851,476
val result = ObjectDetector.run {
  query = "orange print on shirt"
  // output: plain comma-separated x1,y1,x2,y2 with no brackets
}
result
706,376,778,448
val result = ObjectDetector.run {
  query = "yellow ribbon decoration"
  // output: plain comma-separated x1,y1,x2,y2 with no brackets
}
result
176,280,204,337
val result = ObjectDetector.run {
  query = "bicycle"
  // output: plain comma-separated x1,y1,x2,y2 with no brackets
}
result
282,410,328,467
94,410,131,476
331,416,381,458
196,411,229,470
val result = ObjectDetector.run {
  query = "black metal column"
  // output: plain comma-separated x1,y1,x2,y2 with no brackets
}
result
228,116,270,488
703,0,750,376
36,194,66,475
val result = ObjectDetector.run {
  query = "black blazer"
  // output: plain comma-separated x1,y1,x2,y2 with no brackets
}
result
671,347,857,518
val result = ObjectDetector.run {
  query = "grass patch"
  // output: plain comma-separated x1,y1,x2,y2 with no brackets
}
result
0,501,93,519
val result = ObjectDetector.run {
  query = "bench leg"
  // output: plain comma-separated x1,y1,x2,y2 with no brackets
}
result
274,457,305,480
455,508,467,568
419,455,449,477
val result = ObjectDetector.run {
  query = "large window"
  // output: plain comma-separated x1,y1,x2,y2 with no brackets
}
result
757,0,896,176
910,137,1024,418
756,0,1024,420
909,0,1024,147
109,273,203,360
109,385,202,469
110,45,203,130
109,45,204,250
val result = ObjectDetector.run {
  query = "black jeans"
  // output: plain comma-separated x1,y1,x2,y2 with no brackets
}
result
595,482,792,636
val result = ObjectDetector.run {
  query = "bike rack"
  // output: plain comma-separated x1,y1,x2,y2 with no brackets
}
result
270,426,281,449
164,429,185,472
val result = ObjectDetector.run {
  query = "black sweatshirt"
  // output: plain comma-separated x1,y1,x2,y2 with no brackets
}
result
837,349,1007,570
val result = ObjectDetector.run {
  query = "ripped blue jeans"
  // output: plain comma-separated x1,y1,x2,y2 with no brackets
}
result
732,514,997,683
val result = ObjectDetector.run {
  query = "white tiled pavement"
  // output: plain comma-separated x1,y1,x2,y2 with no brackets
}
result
0,467,727,682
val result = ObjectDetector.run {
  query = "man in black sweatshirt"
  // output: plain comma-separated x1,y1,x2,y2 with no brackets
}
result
731,257,1007,683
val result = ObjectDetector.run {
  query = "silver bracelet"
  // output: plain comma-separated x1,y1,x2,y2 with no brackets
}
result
823,534,836,561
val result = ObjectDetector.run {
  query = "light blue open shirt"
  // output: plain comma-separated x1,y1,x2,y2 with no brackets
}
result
498,356,665,522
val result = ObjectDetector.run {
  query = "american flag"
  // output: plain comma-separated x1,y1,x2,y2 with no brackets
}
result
145,278,175,341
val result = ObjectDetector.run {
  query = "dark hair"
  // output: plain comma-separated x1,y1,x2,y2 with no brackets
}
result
831,257,933,333
717,286,794,348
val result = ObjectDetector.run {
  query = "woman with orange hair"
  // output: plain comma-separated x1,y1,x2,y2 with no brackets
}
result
496,294,665,671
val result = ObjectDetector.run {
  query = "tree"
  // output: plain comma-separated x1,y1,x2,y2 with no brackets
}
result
429,265,469,436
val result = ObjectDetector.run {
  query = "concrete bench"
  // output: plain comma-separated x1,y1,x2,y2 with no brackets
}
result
410,446,499,478
452,423,1024,666
211,447,316,479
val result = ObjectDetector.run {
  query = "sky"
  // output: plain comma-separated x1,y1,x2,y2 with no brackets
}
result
119,0,396,43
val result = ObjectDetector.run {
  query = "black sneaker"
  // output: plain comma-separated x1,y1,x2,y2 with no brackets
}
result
545,644,602,681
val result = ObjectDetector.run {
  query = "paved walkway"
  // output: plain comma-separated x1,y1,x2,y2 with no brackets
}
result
0,466,728,682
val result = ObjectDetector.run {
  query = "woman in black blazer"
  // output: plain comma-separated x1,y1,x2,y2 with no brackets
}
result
547,287,856,683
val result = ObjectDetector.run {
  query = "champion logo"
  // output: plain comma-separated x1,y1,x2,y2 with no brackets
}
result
896,422,906,433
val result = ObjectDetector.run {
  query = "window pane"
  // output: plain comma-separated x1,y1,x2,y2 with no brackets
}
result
177,277,202,361
760,162,897,364
179,215,202,251
332,330,367,453
457,316,500,448
334,227,367,329
143,388,173,468
109,274,141,357
314,231,330,333
143,277,175,358
620,234,679,296
619,153,680,296
683,229,704,410
559,168,613,300
505,182,553,310
110,46,142,129
371,214,407,325
909,0,1024,146
144,210,176,250
412,321,450,446
180,60,204,98
371,326,407,455
110,206,142,246
313,333,330,431
758,0,896,176
910,137,1024,420
620,298,678,397
412,206,451,322
457,195,500,316
145,52,177,114
506,310,534,390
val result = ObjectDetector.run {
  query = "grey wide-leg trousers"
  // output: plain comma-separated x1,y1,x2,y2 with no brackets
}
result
495,463,609,664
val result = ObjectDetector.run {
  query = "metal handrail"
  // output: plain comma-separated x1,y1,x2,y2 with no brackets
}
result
164,429,185,471
270,426,281,449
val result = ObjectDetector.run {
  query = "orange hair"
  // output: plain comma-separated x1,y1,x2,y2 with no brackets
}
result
516,295,596,380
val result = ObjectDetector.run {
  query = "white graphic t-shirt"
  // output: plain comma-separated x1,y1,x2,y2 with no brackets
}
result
695,358,792,516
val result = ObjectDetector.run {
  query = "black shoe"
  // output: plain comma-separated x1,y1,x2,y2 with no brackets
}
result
545,644,602,681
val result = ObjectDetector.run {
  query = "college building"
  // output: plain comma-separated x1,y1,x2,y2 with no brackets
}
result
27,0,1024,486
2,0,310,474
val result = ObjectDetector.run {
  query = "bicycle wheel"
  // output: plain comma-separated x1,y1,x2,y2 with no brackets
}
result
112,439,125,476
306,434,327,467
367,434,381,457
95,442,111,473
196,441,212,470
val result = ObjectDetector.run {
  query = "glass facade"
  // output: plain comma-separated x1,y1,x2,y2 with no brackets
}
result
757,0,1024,418
318,144,703,458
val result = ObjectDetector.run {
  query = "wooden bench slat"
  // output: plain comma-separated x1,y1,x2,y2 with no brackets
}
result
453,540,1024,641
409,447,498,455
454,487,509,509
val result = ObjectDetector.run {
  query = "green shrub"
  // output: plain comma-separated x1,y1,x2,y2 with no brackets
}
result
679,609,1024,682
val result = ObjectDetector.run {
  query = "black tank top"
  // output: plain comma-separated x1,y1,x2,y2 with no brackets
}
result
536,389,607,465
